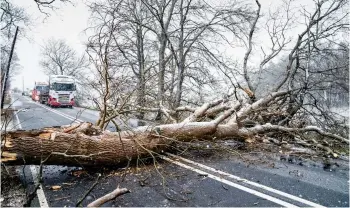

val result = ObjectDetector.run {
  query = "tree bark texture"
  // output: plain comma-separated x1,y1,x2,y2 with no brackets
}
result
2,91,347,167
1,122,245,166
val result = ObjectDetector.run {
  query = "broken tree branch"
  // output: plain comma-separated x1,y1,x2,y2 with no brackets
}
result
183,98,227,123
246,123,349,144
87,186,130,207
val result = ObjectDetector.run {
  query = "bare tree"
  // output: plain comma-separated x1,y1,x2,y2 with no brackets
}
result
169,0,253,109
138,0,177,120
40,38,87,77
107,0,156,120
1,44,21,81
1,0,72,38
85,0,139,130
0,0,30,38
32,0,72,15
4,0,348,167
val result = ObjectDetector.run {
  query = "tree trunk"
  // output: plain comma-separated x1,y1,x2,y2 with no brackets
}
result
1,121,245,166
2,91,347,166
155,34,167,120
174,35,185,109
136,26,146,120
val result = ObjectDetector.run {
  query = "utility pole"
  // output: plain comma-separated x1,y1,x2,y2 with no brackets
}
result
1,26,19,109
22,76,24,94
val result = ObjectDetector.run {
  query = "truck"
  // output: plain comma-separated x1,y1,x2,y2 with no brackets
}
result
47,75,76,108
32,82,49,104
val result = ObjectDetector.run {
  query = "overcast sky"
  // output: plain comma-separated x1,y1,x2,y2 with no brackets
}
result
11,0,90,90
9,0,320,91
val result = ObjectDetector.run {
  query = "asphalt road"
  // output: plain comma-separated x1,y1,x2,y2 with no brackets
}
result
10,93,350,207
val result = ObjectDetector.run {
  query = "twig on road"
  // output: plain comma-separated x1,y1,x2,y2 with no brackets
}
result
87,186,130,207
52,196,71,201
76,173,101,207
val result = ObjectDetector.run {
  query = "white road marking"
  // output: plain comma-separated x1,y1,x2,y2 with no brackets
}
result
37,104,83,123
166,153,326,208
24,97,83,123
14,105,49,208
29,166,50,208
20,95,324,207
14,110,22,129
161,155,299,208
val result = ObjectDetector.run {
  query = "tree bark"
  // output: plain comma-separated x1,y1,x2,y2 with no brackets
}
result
1,121,245,166
2,91,347,166
156,34,167,120
136,26,146,120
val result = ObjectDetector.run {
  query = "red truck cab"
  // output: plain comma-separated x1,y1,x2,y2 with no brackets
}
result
31,82,49,104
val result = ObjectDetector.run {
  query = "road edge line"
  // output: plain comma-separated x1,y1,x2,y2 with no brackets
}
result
29,166,50,208
20,96,322,207
15,106,49,208
166,153,326,208
161,155,299,208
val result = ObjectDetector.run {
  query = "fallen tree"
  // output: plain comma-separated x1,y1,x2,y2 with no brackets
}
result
1,91,348,166
1,0,348,168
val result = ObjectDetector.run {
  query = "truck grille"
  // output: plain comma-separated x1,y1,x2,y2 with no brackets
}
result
58,94,70,103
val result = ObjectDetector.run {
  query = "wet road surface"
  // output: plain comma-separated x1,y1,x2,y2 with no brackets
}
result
10,93,350,207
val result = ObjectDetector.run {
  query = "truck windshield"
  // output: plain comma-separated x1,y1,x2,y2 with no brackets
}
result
52,83,75,91
36,86,49,92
